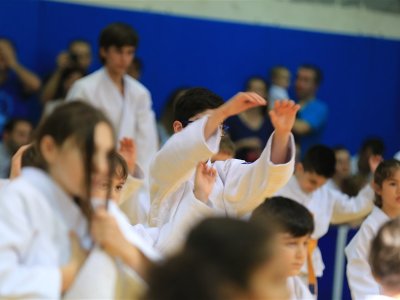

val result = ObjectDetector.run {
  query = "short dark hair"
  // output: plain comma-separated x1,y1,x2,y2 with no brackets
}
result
251,196,314,237
369,217,400,292
3,118,32,134
99,23,138,49
99,23,138,64
173,88,224,125
302,145,336,178
373,159,400,208
299,64,323,86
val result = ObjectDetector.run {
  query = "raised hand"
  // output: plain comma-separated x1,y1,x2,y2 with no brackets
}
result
118,137,136,174
369,154,383,174
269,99,300,134
221,92,267,118
194,162,217,203
0,39,18,69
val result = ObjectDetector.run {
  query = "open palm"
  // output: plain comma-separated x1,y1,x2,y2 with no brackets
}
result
269,100,300,133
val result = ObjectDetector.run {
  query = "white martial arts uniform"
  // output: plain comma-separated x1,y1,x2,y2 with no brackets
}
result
287,276,314,300
365,296,396,300
66,68,158,225
66,67,158,174
148,115,295,252
0,167,159,299
275,176,374,278
345,206,389,300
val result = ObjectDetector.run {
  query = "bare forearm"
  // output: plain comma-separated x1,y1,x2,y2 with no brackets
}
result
293,119,311,135
204,105,228,140
270,131,291,164
12,63,41,92
41,69,63,103
120,245,152,280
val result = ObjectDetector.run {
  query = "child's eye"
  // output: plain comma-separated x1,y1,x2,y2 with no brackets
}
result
115,185,124,192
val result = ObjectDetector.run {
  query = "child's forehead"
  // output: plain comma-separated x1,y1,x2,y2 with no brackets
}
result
278,232,310,240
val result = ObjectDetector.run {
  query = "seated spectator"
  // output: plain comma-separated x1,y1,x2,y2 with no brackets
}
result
225,76,273,162
292,64,328,155
326,146,352,192
40,39,91,103
0,38,42,122
268,65,291,110
0,118,32,178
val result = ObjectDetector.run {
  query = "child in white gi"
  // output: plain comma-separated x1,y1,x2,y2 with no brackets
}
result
346,159,400,300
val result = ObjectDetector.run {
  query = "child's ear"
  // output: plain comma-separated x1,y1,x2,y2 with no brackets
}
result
295,162,304,173
40,135,58,164
173,121,183,133
372,181,382,195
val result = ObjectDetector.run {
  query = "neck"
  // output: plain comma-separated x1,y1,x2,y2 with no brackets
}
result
381,286,400,299
382,205,400,219
299,95,315,105
106,67,124,89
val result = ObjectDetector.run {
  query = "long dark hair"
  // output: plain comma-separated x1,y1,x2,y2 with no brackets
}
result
34,101,116,221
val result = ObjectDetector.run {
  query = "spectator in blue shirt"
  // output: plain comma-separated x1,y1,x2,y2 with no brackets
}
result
293,64,328,154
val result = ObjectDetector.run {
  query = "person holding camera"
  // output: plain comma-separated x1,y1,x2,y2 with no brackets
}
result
40,39,92,104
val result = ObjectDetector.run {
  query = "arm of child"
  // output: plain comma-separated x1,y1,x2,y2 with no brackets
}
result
331,155,381,224
149,92,267,226
212,100,298,216
345,229,381,298
91,208,154,281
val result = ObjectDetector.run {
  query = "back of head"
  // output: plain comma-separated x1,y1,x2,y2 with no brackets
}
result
369,217,400,293
173,88,224,125
184,217,275,289
373,159,400,208
302,145,336,178
360,137,385,156
146,252,225,300
251,196,314,237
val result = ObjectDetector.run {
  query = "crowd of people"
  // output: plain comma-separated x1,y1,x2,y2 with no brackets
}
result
0,22,399,300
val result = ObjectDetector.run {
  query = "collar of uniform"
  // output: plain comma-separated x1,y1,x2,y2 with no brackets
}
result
372,206,390,225
21,167,88,238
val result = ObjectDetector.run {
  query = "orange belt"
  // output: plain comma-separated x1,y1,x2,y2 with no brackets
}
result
307,239,318,296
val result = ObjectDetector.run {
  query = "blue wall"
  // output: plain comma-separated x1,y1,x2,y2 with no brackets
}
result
1,0,399,156
1,1,399,298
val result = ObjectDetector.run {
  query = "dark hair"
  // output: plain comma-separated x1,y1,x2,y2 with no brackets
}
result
98,22,138,62
146,252,227,300
3,118,32,134
173,88,224,125
55,66,86,99
147,217,276,300
373,159,400,208
185,218,275,289
251,196,314,237
112,152,128,181
299,64,323,86
34,101,115,221
302,145,336,178
360,137,385,155
99,23,138,64
245,76,267,91
160,87,189,135
369,217,400,291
